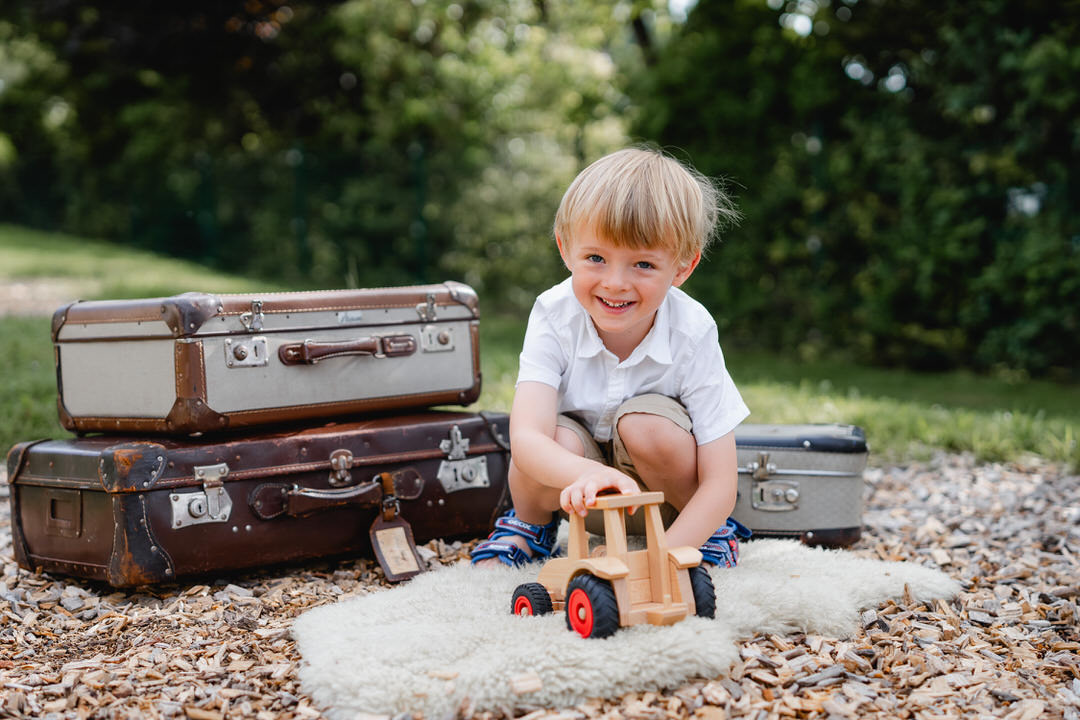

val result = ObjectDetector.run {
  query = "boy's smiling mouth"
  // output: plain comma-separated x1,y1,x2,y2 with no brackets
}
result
598,297,635,310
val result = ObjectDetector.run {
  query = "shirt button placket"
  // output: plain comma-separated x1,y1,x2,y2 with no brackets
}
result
602,364,625,440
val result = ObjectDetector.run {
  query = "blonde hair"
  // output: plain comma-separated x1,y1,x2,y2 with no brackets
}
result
554,147,739,265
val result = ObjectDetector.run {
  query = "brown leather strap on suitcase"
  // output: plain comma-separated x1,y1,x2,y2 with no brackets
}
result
378,470,399,522
278,334,417,365
479,411,513,527
249,467,424,520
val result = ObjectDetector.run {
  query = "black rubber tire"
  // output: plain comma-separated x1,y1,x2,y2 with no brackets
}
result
511,582,553,616
564,574,620,638
689,565,716,619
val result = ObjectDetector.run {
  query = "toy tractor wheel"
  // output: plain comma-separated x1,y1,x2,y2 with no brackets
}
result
511,582,553,616
689,565,716,618
564,574,619,638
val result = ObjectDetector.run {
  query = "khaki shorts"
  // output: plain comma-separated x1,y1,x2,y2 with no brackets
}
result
556,394,692,535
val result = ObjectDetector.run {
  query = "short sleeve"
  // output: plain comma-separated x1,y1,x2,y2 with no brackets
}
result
679,325,750,445
516,300,567,390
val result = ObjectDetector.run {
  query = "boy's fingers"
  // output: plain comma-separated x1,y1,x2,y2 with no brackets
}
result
584,485,598,508
567,487,585,516
577,487,591,515
615,478,640,513
559,487,574,514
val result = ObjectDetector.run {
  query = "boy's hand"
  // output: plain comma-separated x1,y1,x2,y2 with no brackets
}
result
560,469,640,517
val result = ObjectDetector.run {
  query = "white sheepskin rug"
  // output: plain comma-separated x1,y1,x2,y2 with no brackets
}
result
292,539,960,719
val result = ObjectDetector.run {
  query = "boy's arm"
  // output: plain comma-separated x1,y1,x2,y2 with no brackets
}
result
511,381,639,513
663,431,739,549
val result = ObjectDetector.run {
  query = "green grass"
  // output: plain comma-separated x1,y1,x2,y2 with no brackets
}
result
729,351,1080,467
1,315,66,454
1,224,1077,470
0,225,292,455
0,224,286,298
732,351,1080,420
476,316,1079,470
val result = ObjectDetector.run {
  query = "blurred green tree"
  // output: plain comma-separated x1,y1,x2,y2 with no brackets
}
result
634,0,1079,377
4,0,1075,376
0,1,665,300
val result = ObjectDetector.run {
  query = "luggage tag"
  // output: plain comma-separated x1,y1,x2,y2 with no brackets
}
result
369,471,427,583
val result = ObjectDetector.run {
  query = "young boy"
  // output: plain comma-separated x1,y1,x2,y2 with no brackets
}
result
471,147,751,568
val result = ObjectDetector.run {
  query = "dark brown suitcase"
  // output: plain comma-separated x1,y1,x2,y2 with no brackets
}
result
6,411,509,587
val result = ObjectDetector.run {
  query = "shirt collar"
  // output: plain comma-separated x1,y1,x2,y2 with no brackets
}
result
575,310,606,358
628,294,674,366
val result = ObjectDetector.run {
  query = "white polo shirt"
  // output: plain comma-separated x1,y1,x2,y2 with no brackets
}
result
517,278,749,446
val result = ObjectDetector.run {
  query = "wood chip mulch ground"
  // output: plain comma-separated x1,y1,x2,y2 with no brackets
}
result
1,452,1078,720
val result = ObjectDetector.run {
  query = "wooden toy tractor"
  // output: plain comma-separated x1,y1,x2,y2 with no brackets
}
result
510,491,715,638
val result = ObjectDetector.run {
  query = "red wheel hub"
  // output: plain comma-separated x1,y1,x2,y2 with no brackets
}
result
513,595,534,615
566,587,594,637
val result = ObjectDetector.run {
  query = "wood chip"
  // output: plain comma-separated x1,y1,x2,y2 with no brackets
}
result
427,669,459,680
510,672,543,695
2,452,1078,719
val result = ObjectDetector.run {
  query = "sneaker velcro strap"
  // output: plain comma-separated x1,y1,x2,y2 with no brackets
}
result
469,509,561,565
728,518,753,539
470,539,533,567
491,511,558,556
494,515,548,542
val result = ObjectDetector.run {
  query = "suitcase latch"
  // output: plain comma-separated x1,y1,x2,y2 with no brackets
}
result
747,451,799,512
440,425,469,459
329,449,354,486
171,463,234,528
240,299,264,331
420,324,454,352
437,425,491,493
748,451,777,480
224,337,269,368
416,292,438,322
752,479,800,512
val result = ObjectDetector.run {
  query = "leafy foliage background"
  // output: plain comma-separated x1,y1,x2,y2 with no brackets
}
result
0,0,1076,378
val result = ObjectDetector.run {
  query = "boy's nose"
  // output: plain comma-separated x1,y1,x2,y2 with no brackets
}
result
601,266,630,291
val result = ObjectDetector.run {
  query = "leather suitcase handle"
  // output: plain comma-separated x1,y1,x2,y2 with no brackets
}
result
278,334,417,365
250,467,424,519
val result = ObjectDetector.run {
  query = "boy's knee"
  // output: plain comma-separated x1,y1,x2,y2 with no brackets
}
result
554,424,587,456
617,412,693,462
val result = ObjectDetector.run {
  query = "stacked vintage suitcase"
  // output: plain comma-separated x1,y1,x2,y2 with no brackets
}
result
6,281,868,588
7,282,513,586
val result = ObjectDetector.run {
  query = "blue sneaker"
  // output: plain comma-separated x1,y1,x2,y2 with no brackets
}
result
470,509,561,567
700,518,752,567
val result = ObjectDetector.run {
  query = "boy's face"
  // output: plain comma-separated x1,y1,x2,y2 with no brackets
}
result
557,226,700,356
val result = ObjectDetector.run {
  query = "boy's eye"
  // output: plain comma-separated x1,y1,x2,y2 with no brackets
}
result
635,261,655,270
586,254,604,263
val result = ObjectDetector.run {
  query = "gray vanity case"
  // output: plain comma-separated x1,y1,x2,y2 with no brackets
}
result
732,424,868,547
52,282,481,435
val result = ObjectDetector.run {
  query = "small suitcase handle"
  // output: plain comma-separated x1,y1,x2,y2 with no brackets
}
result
250,467,424,519
278,334,417,365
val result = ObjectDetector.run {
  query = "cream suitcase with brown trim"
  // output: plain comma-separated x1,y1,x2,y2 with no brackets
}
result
53,282,481,435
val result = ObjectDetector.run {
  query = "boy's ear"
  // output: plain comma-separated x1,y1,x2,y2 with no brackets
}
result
672,251,702,288
555,233,572,270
